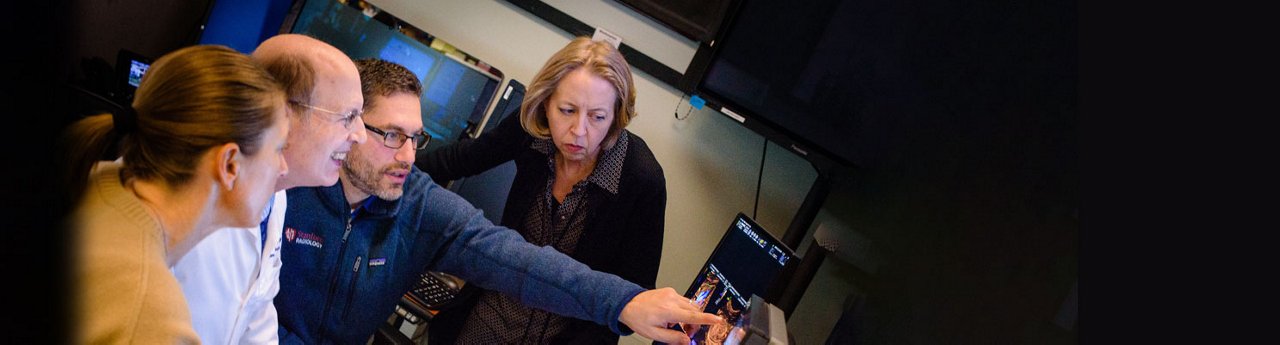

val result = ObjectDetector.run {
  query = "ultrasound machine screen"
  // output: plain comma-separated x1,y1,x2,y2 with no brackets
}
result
665,213,795,345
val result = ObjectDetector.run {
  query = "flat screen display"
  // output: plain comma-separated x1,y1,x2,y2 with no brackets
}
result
290,0,502,150
692,0,942,167
665,213,794,345
116,49,153,101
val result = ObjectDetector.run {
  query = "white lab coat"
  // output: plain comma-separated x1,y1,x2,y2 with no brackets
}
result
173,190,287,344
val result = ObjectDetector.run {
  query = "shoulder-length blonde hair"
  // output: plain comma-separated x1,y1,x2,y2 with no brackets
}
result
519,36,636,151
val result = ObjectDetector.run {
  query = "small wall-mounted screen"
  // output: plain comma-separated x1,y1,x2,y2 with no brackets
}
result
116,49,153,102
127,60,150,88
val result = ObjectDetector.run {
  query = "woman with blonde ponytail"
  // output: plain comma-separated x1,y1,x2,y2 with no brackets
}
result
61,45,290,344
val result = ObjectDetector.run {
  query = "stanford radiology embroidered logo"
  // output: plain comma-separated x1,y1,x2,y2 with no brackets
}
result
284,227,323,249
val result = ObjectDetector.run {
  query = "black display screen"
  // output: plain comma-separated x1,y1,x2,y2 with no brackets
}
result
693,0,946,168
665,213,794,345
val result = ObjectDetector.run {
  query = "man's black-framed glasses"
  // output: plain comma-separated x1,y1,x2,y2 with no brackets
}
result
365,124,431,150
288,100,361,128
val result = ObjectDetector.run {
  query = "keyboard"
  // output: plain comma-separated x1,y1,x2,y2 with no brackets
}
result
406,271,462,311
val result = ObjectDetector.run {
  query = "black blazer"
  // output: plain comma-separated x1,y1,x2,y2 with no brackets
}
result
418,113,667,344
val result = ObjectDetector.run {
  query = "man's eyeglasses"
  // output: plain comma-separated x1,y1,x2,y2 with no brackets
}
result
289,100,361,128
365,124,431,150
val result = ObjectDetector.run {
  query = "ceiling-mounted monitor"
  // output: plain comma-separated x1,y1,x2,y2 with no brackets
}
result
612,0,735,43
684,0,1076,169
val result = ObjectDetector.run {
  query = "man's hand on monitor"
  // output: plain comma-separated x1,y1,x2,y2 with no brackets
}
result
619,287,723,344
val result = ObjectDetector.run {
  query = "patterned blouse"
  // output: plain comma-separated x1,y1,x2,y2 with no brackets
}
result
456,133,630,344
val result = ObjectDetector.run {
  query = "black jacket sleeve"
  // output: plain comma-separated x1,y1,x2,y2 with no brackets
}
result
614,169,666,289
415,111,530,182
600,137,666,290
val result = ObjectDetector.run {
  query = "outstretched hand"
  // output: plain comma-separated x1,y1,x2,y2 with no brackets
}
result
619,287,723,344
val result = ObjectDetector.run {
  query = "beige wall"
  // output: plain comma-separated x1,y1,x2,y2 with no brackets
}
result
368,1,855,344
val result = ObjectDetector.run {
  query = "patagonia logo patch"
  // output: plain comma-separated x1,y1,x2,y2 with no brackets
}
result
368,258,386,267
284,227,324,249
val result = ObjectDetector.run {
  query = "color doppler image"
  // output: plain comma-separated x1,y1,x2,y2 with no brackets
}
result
675,266,749,345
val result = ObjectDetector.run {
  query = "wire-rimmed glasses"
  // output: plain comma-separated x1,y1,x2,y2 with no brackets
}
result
288,100,362,128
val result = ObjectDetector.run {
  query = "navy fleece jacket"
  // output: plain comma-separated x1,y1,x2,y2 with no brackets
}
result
274,167,644,344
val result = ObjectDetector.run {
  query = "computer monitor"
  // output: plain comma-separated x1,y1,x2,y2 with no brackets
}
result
288,0,503,151
665,213,796,345
115,49,152,103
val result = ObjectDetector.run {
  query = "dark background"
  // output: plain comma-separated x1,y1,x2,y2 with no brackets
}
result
685,0,1077,342
3,0,74,342
3,1,216,342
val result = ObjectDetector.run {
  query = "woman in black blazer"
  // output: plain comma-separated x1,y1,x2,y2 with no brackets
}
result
420,36,667,344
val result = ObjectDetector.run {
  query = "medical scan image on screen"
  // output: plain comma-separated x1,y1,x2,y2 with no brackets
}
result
668,214,793,345
677,267,750,345
290,0,500,150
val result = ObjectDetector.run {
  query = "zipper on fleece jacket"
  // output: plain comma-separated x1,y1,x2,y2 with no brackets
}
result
342,255,362,319
319,215,355,342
